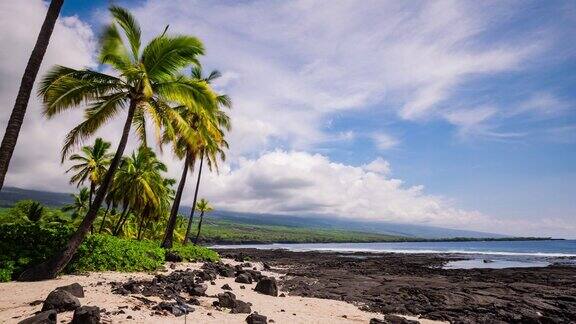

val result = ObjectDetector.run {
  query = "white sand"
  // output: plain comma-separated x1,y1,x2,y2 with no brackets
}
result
0,260,444,323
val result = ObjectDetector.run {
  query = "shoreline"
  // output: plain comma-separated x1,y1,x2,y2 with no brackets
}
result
218,248,576,323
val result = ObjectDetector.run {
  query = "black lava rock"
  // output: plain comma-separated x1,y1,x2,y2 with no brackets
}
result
41,290,80,312
254,277,278,296
235,273,253,284
18,310,56,324
56,283,84,298
71,306,101,324
246,313,268,324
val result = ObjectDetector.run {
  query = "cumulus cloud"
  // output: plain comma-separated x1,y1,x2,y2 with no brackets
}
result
198,150,486,227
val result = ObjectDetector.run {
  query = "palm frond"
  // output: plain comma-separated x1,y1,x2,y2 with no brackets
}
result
142,35,204,80
109,6,141,61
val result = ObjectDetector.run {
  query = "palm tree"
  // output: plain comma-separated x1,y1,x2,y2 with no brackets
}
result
62,188,90,220
0,0,65,191
162,66,231,248
109,146,170,238
193,198,213,245
66,138,113,206
19,6,216,281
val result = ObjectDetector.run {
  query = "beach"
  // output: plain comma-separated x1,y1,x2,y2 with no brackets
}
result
0,258,440,324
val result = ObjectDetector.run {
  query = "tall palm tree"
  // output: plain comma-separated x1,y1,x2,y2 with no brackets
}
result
62,188,90,220
193,198,213,245
19,6,216,281
161,66,231,248
66,138,113,206
0,0,65,191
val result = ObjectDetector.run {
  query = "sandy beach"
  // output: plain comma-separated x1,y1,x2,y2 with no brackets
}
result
0,259,441,324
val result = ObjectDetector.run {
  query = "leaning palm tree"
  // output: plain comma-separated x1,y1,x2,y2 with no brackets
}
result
0,0,65,191
62,188,90,220
161,66,231,248
19,6,216,281
66,138,113,206
193,198,213,245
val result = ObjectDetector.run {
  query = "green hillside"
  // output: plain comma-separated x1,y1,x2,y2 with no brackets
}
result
197,218,407,244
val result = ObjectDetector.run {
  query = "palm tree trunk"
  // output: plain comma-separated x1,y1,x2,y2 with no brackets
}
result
193,211,205,245
89,182,95,234
113,202,129,235
89,182,95,207
0,0,64,191
114,207,132,236
161,154,191,248
183,152,204,245
98,201,111,234
18,99,137,281
137,205,150,240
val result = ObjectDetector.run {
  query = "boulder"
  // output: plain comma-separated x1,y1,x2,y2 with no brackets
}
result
235,273,253,284
231,300,252,314
165,251,183,262
246,313,267,324
71,306,100,324
254,277,278,296
41,290,80,312
18,310,56,324
188,284,207,296
217,292,237,308
56,283,84,298
221,283,233,290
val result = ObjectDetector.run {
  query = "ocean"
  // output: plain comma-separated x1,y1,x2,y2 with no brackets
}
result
213,240,576,269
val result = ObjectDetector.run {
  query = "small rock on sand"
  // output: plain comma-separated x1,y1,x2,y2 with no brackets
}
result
246,312,267,324
18,310,57,324
254,277,278,296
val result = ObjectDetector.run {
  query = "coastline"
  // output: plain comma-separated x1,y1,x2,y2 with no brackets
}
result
218,248,576,323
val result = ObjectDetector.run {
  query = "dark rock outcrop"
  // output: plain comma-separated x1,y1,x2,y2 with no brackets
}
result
246,313,268,324
221,284,233,290
217,292,237,308
235,273,253,284
41,290,80,312
56,283,84,298
71,306,101,324
18,310,56,324
231,300,252,314
254,277,278,296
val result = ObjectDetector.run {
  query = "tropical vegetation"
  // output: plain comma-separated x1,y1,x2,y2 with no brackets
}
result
16,5,227,281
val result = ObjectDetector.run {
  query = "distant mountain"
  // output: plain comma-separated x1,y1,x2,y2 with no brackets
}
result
0,186,72,207
0,186,507,239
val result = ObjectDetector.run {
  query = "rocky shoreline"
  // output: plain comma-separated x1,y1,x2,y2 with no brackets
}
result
218,249,576,323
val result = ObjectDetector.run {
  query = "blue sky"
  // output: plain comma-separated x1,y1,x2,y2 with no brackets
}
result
0,0,574,237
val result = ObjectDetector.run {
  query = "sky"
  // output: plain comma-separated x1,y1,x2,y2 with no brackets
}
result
0,0,575,237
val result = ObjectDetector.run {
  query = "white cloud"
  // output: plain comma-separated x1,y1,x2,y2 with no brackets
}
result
512,92,571,118
371,132,399,150
363,157,391,175
197,150,486,227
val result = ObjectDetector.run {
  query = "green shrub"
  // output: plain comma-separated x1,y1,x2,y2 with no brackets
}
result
0,222,73,281
0,222,220,282
168,244,220,263
68,235,165,273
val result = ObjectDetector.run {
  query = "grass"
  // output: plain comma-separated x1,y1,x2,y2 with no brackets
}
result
197,218,408,244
